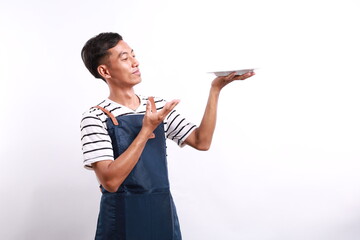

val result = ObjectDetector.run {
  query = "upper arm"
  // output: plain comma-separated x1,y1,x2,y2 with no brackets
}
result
183,128,211,151
182,128,197,148
92,160,113,182
80,110,114,168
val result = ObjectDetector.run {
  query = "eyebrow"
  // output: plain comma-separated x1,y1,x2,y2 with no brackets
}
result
119,49,134,58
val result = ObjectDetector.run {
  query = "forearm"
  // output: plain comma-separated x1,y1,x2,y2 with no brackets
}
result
190,87,221,150
94,128,153,192
94,99,180,192
185,72,255,150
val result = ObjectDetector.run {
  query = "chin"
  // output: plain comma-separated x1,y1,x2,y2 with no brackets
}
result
133,77,142,85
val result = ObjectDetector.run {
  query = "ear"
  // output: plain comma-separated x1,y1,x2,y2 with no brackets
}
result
97,64,111,79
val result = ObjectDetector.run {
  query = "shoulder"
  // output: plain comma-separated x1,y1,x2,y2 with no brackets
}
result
80,100,110,127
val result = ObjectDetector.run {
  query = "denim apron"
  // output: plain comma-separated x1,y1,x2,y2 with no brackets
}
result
94,99,182,240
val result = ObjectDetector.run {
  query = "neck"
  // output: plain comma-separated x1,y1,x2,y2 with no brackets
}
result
108,87,139,110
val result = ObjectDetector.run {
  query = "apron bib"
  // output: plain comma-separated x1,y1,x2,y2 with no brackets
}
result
94,101,181,240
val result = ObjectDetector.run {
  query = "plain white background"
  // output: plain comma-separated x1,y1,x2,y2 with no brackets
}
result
1,0,360,239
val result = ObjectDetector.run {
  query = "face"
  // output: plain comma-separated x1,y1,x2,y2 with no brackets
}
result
98,40,141,88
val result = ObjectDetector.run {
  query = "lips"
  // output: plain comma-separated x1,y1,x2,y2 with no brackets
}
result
132,69,141,75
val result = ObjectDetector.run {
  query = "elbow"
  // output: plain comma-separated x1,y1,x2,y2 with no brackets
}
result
196,143,211,151
102,180,121,193
192,131,212,151
103,184,117,193
93,161,124,193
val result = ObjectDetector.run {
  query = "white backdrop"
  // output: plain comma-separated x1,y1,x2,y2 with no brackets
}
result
1,0,360,239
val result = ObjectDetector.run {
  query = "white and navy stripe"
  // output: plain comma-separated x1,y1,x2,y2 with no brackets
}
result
80,95,196,169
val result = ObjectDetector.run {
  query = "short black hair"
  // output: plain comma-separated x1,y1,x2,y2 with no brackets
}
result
81,32,123,81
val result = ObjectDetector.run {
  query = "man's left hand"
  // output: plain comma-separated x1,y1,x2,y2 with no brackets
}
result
211,71,255,91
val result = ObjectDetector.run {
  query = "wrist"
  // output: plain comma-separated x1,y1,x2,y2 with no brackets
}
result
210,85,221,96
139,127,155,140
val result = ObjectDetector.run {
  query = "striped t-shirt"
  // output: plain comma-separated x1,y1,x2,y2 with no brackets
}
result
80,95,197,169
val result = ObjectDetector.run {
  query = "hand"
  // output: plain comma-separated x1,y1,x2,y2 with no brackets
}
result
211,71,255,91
142,99,180,137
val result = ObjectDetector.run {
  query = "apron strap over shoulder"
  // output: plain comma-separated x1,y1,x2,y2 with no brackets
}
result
93,105,119,126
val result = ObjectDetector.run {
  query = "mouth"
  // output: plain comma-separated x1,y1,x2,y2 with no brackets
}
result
132,69,141,76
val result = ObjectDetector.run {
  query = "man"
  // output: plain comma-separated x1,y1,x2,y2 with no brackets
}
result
80,32,254,240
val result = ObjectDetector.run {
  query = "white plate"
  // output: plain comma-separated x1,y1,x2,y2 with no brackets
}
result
210,68,256,77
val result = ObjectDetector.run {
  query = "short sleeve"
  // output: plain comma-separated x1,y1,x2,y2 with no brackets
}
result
80,110,114,169
164,108,197,147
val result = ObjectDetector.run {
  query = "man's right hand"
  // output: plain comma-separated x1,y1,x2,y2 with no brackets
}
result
142,99,180,138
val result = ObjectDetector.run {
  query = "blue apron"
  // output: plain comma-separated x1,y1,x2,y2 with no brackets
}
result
94,105,182,240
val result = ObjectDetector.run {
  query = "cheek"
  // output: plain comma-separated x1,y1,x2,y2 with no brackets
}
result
112,64,128,75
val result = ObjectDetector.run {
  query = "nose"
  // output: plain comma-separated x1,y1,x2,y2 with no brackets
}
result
131,56,139,67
